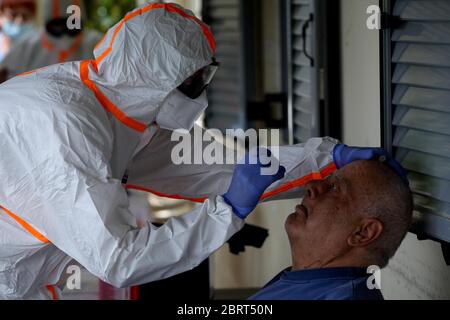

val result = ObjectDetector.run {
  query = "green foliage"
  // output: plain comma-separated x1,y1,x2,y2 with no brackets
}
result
85,0,137,33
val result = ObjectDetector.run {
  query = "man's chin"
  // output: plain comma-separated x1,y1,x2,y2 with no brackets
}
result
285,212,306,234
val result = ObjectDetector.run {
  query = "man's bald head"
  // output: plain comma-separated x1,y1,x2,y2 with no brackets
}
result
286,160,413,270
345,161,413,267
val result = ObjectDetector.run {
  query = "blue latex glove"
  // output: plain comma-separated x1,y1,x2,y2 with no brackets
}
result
333,144,409,186
223,149,286,220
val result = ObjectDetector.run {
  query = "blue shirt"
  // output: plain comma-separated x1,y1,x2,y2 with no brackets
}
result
250,267,384,300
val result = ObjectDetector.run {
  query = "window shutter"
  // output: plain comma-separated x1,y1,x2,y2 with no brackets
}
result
203,0,245,131
288,0,319,143
385,0,450,242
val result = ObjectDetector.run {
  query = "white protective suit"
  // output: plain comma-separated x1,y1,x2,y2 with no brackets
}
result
0,2,339,300
0,0,102,79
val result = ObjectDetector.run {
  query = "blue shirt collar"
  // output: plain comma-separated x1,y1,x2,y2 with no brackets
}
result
281,267,370,282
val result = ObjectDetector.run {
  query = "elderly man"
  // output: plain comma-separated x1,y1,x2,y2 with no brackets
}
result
251,160,413,300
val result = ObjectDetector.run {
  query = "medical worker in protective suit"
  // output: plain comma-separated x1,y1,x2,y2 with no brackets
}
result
0,0,36,63
0,2,407,300
0,0,102,81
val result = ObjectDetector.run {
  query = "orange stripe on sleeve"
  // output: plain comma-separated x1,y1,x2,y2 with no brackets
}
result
126,185,207,203
126,162,337,204
79,60,147,133
0,206,50,243
261,163,337,200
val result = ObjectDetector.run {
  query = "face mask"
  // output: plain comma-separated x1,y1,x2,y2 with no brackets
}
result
2,21,33,40
156,89,209,132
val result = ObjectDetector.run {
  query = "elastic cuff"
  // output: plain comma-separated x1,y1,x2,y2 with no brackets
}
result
222,195,248,220
332,144,347,169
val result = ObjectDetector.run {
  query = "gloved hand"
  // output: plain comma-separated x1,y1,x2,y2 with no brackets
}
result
333,144,409,185
223,149,286,220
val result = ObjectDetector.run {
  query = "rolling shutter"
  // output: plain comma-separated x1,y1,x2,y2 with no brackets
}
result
386,0,450,242
203,0,245,131
289,0,319,143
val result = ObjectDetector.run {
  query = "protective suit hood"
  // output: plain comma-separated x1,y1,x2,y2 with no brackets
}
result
87,2,215,129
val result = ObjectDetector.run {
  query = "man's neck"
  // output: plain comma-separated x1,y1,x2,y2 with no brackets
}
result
291,253,371,271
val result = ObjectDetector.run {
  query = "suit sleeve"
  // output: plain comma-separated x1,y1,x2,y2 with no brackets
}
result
126,125,339,202
3,123,244,288
40,174,244,288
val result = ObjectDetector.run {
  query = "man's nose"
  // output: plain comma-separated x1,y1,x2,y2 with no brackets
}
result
305,180,329,199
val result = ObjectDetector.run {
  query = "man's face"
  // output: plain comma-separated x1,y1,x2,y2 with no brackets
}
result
285,162,366,268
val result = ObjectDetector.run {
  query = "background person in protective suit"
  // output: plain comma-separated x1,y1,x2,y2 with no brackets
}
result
0,0,102,82
0,0,36,63
0,2,405,300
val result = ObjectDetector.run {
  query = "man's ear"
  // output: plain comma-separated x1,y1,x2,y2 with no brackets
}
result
347,218,384,247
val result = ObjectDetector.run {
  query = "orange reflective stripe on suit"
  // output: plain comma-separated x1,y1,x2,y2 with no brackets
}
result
0,206,59,300
126,163,338,203
79,60,148,132
0,206,49,243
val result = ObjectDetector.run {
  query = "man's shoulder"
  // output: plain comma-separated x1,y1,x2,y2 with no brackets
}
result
351,277,384,300
251,267,384,301
311,274,384,300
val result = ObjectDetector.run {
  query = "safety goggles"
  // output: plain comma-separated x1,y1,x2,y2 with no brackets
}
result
177,58,220,100
45,18,82,38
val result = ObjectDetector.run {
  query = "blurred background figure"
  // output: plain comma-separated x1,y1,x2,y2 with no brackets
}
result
0,0,102,81
0,0,37,62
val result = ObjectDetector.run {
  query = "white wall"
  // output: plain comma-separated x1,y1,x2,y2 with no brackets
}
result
341,0,381,147
341,0,450,300
213,200,297,289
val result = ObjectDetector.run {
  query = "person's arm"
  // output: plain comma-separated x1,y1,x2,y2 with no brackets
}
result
126,125,407,206
64,183,244,288
126,125,339,202
3,116,286,288
2,138,244,288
